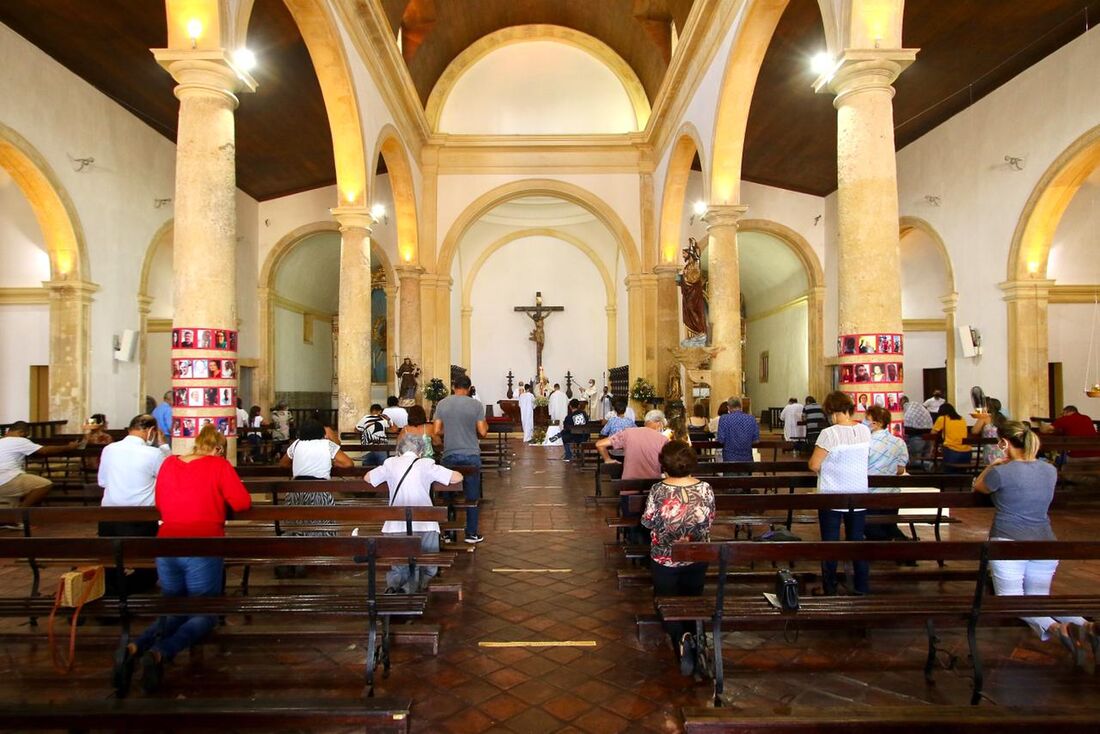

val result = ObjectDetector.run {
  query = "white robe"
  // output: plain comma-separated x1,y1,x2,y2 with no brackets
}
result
594,394,610,422
780,402,805,440
518,392,535,441
624,406,637,422
582,385,598,417
548,390,568,424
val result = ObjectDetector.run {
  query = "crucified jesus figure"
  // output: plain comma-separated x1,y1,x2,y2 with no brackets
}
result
514,291,563,374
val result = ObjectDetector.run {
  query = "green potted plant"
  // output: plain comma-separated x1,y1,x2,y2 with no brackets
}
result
424,378,449,419
630,377,657,410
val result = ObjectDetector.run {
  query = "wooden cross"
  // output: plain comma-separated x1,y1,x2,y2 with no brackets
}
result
514,291,564,373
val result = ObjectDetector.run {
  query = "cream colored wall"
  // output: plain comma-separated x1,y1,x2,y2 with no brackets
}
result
745,301,809,413
438,42,639,135
274,307,333,393
895,25,1100,413
0,168,50,287
0,22,178,424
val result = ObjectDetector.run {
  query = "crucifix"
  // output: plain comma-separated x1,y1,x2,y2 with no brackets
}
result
514,291,564,374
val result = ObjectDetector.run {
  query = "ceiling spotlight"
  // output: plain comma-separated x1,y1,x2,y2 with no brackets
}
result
233,48,257,72
811,52,833,76
1004,155,1026,171
692,200,707,216
371,203,388,224
153,197,173,209
924,195,942,207
67,154,95,172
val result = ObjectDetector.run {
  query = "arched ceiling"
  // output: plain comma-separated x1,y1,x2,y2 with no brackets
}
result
380,0,696,106
737,231,808,316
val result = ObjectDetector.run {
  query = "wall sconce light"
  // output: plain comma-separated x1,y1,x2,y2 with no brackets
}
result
153,198,173,209
689,200,707,225
233,48,257,72
924,195,942,207
813,215,822,226
1027,259,1040,275
371,203,388,225
1004,155,1026,171
67,154,95,172
186,19,203,48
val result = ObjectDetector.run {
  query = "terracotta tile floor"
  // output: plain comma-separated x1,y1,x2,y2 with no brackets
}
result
2,442,1100,732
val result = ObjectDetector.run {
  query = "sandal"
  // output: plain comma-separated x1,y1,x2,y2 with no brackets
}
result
1085,621,1100,665
679,633,697,677
1054,622,1086,669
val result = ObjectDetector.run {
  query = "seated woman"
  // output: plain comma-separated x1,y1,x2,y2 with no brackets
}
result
641,441,714,676
687,403,709,432
930,402,972,473
863,405,910,542
973,421,1098,665
809,391,871,596
970,396,1007,466
114,425,251,695
396,404,438,459
366,434,462,594
276,419,354,573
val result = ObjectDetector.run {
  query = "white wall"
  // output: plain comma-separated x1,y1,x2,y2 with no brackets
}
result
745,302,809,413
902,331,947,403
273,308,333,392
896,25,1100,413
0,168,50,287
146,332,173,405
1050,303,1100,414
900,227,951,319
0,305,49,423
469,235,608,406
438,41,639,135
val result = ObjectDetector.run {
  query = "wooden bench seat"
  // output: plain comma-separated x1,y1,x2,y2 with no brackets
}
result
0,697,411,732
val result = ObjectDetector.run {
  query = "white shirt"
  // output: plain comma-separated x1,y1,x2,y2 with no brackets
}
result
923,397,946,412
0,436,41,486
236,407,249,427
383,407,408,429
98,435,171,507
286,439,340,479
816,423,871,495
548,390,568,422
780,403,805,440
367,452,454,533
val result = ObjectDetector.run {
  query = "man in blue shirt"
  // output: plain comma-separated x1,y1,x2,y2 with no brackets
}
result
716,397,759,462
600,397,635,438
152,391,173,438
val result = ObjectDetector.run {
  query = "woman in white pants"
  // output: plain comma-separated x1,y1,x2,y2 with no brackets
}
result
973,420,1097,665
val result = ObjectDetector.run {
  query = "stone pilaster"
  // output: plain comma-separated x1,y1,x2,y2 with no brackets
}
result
941,292,959,403
1001,279,1054,421
806,285,828,400
704,204,748,416
136,294,154,413
397,265,424,400
43,279,98,428
818,50,915,423
153,49,254,457
605,305,617,368
654,264,680,403
384,283,397,396
460,306,473,371
331,206,374,433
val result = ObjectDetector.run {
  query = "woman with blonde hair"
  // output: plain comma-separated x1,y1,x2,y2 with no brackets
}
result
973,421,1097,664
113,425,251,695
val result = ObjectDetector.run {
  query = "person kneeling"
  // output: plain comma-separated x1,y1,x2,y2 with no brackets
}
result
367,434,462,594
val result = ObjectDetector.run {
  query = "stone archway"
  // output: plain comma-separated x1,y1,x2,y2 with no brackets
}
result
136,219,175,410
436,178,644,382
257,222,396,412
0,121,96,426
459,228,618,369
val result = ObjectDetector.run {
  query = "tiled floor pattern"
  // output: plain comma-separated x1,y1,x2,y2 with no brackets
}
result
1,442,1100,732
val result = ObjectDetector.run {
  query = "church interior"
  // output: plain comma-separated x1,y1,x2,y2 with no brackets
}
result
3,0,1100,730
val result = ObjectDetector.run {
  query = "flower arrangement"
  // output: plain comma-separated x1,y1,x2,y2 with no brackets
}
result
630,377,656,404
424,378,449,404
535,396,549,408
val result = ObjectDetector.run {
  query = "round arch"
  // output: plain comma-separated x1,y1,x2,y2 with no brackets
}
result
438,179,642,276
425,25,651,132
0,122,89,281
137,219,175,409
372,126,419,265
257,221,396,409
734,219,824,288
1006,123,1100,281
898,216,958,401
900,216,955,292
240,0,368,206
658,123,708,265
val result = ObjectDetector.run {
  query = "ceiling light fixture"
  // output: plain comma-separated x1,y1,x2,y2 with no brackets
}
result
67,154,95,172
371,203,388,224
233,48,257,72
1004,155,1026,171
811,52,833,77
924,195,942,207
689,200,707,225
153,197,173,209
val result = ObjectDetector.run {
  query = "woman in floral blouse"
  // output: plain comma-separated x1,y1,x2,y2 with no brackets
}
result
641,440,715,676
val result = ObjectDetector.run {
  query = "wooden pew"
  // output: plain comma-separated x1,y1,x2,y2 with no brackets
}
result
660,538,1100,707
0,419,67,439
0,535,429,696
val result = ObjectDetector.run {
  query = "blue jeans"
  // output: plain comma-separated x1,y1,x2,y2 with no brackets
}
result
818,510,869,595
135,556,223,661
942,448,972,473
386,531,440,592
445,453,481,536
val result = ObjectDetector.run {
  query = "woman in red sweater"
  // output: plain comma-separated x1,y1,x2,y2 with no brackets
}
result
114,425,251,695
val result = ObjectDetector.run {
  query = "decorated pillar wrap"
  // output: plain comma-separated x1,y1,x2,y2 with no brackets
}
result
837,333,906,435
170,328,240,441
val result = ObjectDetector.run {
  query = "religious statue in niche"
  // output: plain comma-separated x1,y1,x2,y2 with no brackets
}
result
396,357,420,403
678,238,708,346
666,364,683,403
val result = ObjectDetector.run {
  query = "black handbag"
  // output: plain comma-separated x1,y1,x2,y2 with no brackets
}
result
775,569,800,612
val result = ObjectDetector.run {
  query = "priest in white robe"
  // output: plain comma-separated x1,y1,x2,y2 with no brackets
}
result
593,387,611,422
548,383,568,425
582,379,598,417
518,384,535,442
779,398,805,441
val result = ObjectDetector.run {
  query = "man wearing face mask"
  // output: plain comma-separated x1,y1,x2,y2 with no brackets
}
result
97,414,171,593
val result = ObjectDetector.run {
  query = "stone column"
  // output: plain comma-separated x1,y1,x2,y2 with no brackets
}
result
384,283,397,396
44,279,98,427
256,285,274,415
331,206,373,433
806,285,827,400
704,205,748,415
137,294,153,413
941,292,959,402
605,305,617,368
1001,279,1053,421
460,306,473,371
818,51,914,424
397,265,424,401
153,50,255,456
654,264,680,402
